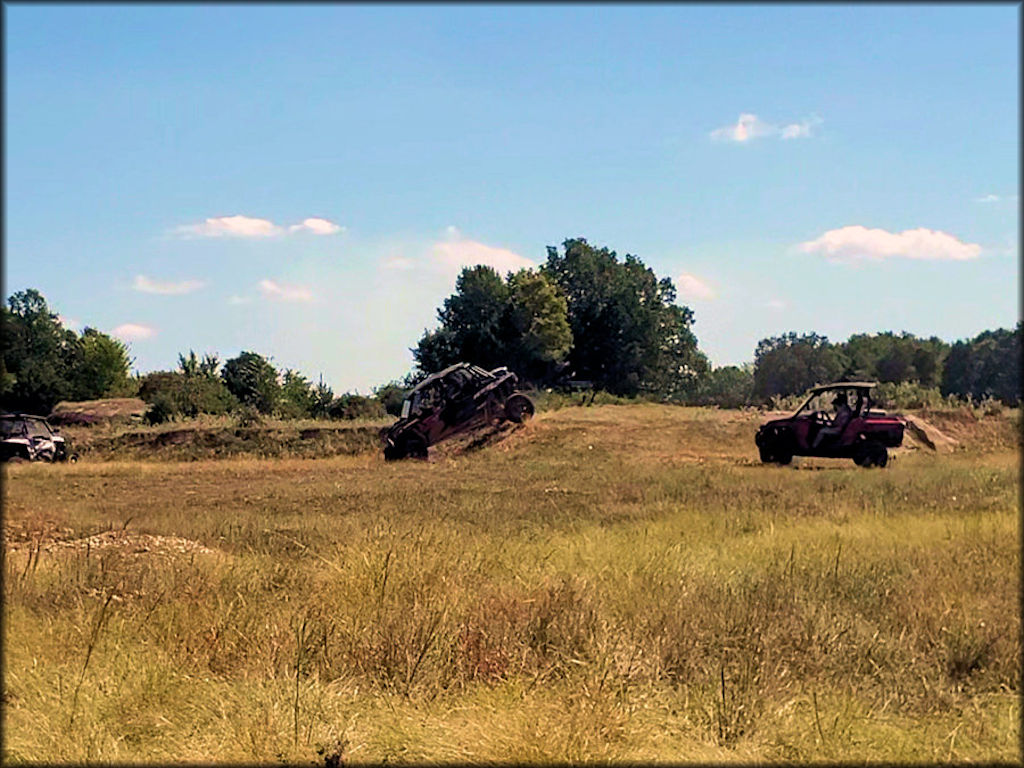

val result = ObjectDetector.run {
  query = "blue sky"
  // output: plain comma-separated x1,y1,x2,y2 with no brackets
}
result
5,4,1018,393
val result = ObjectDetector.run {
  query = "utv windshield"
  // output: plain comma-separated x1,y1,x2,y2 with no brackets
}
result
795,388,868,417
0,418,25,439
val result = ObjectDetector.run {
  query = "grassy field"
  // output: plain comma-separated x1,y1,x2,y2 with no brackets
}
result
3,404,1020,763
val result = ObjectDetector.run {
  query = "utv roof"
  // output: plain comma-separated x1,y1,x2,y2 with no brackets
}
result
807,382,878,393
408,363,493,393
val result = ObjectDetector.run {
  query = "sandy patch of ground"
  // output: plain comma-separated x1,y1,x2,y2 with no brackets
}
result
5,526,221,559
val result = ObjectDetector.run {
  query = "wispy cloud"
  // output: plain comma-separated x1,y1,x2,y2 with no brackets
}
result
431,227,535,274
258,279,314,302
228,295,253,306
975,193,1018,204
675,272,716,301
799,225,981,262
58,315,81,330
174,214,343,239
780,116,822,140
764,299,787,310
382,256,416,271
133,275,205,295
288,217,344,235
112,323,156,340
711,113,822,142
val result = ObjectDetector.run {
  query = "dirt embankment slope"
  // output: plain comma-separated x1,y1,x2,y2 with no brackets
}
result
64,422,385,461
55,403,1018,462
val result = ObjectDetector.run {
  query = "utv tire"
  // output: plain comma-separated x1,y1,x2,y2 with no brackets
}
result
383,444,406,462
870,442,888,468
856,441,888,468
504,393,535,424
404,436,429,460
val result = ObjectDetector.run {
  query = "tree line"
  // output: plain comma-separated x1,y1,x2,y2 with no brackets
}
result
2,238,1019,420
0,289,385,423
414,238,1019,408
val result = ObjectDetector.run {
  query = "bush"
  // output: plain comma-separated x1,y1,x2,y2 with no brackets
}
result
138,370,238,419
234,405,263,428
873,382,945,410
144,393,175,425
373,382,410,417
326,394,387,420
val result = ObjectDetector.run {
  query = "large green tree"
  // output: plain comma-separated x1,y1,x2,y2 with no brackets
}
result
1,289,82,413
502,269,573,382
221,351,281,414
752,332,848,402
841,331,948,387
413,266,573,384
542,238,705,396
941,324,1021,404
73,327,136,400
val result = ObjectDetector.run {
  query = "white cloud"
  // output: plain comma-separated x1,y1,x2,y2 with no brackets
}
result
113,323,156,340
432,228,535,274
710,113,774,143
175,215,284,238
711,113,821,142
174,214,344,239
133,275,205,295
228,295,252,305
58,315,81,329
258,279,314,302
764,299,787,310
799,225,982,262
288,217,344,235
675,272,716,301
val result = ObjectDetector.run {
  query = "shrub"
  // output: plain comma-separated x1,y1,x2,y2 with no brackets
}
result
326,394,386,420
873,381,945,410
144,393,175,425
234,404,264,428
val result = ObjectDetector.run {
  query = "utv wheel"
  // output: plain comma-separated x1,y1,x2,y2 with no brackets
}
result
857,441,888,468
504,393,535,424
758,446,773,464
383,444,406,462
774,451,793,466
870,442,888,468
404,436,429,460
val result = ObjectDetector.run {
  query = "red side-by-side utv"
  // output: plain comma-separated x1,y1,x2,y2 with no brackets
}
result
755,382,905,467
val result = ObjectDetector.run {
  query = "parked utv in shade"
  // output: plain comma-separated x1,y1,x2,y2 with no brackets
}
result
382,363,535,460
755,382,904,467
1,413,77,463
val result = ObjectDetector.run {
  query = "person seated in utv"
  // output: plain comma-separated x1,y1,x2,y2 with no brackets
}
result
811,391,853,449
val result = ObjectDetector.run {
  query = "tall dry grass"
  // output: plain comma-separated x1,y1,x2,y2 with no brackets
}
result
3,405,1019,763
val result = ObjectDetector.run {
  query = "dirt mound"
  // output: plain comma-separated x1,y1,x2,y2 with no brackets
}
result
910,408,1019,452
439,421,529,457
49,398,147,426
901,415,960,453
